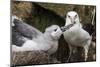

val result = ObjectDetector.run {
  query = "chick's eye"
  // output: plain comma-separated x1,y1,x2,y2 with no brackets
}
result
54,29,57,31
74,21,76,24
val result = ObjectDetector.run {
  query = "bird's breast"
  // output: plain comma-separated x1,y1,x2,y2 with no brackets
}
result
46,42,58,55
63,27,91,47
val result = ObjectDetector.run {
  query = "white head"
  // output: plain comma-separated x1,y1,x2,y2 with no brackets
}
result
65,11,80,26
45,25,62,40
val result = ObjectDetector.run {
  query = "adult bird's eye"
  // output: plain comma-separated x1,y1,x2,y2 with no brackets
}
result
54,29,57,31
68,15,70,18
74,15,77,20
75,15,77,18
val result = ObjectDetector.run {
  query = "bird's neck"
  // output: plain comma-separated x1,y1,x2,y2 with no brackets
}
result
43,32,58,42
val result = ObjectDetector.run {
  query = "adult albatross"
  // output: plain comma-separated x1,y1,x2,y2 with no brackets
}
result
62,11,92,61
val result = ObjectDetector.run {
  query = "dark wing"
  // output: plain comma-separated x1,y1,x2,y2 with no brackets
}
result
13,19,43,39
12,28,26,46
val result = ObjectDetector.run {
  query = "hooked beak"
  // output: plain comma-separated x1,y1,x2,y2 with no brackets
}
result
61,23,75,32
61,26,67,32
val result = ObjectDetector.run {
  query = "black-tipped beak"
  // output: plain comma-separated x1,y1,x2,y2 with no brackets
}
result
61,23,75,32
61,26,67,32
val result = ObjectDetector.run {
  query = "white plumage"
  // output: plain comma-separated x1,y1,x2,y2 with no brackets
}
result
12,16,63,55
63,11,92,61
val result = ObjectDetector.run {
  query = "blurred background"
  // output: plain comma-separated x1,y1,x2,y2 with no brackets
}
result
11,1,96,66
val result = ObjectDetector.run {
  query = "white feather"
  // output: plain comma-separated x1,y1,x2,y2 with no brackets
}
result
63,11,92,61
12,23,62,55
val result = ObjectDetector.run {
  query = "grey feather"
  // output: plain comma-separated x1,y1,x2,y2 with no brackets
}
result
13,19,42,39
12,27,30,47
